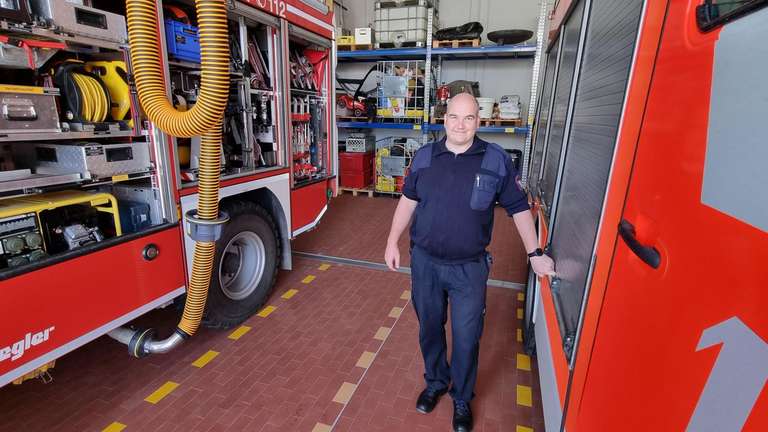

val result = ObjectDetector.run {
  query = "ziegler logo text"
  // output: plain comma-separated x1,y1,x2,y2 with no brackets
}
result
0,327,55,362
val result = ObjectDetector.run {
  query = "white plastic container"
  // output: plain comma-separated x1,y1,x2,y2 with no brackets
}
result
355,28,372,45
477,97,495,119
374,2,438,47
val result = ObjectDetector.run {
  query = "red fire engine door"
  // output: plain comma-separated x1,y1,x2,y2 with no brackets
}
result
573,4,768,432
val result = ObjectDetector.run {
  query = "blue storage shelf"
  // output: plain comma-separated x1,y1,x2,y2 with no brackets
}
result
337,121,529,135
427,124,529,135
337,43,536,62
430,44,536,60
337,121,424,130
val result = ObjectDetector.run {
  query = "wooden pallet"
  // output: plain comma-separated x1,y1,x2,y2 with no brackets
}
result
481,118,524,127
376,117,424,124
338,187,374,197
337,116,370,122
432,38,481,48
432,117,523,127
375,41,425,49
337,44,373,51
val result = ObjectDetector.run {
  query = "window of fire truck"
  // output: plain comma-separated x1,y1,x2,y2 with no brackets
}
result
527,39,560,198
696,0,768,31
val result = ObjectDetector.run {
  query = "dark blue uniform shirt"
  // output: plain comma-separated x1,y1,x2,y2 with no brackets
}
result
402,136,530,262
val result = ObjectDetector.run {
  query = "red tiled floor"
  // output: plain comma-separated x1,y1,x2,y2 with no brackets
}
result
333,287,545,432
293,194,529,283
0,258,409,432
0,259,544,431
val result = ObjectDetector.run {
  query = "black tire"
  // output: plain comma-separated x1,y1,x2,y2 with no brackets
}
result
204,201,280,329
353,108,364,117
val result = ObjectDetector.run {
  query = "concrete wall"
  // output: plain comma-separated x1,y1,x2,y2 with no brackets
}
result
335,0,544,150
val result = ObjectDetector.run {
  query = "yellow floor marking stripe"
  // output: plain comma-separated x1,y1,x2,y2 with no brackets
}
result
228,325,251,340
281,289,299,299
517,353,531,371
332,382,357,404
257,305,277,317
388,307,403,318
518,292,525,301
374,327,391,341
318,264,331,271
517,426,534,432
192,350,219,368
102,422,126,432
356,351,376,369
312,423,332,432
302,275,316,284
517,308,524,319
517,385,533,407
400,290,411,300
517,328,523,342
145,381,179,404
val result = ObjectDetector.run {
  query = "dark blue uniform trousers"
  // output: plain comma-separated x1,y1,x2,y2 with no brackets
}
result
410,246,489,402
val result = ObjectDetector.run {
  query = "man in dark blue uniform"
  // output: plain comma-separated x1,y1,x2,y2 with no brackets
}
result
385,93,555,432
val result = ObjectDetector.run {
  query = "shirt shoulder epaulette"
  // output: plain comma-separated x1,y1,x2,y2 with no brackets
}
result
410,143,433,173
480,141,510,179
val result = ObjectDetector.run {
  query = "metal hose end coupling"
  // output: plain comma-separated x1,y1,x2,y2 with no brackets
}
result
184,210,229,242
128,328,155,358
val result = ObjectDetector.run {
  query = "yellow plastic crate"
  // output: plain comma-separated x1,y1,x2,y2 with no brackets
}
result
377,108,425,118
337,35,355,45
377,176,396,192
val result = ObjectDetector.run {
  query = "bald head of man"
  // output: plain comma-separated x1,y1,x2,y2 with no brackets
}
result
444,93,481,150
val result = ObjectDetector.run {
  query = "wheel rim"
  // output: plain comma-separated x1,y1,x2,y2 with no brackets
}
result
218,231,266,300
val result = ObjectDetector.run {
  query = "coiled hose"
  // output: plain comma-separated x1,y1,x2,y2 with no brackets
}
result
109,0,229,354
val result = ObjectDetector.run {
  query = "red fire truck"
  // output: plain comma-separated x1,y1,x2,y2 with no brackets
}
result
0,0,336,387
524,0,767,430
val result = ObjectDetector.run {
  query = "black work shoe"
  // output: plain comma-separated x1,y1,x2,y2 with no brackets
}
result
415,387,448,414
452,400,473,432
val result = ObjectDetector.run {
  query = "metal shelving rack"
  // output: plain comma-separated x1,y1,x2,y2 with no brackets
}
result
0,18,153,199
336,3,547,194
337,44,537,62
336,18,540,138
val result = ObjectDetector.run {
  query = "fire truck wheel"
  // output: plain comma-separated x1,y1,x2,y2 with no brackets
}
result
204,201,280,328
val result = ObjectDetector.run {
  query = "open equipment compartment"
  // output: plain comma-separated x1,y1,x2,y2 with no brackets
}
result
285,24,331,189
0,1,170,276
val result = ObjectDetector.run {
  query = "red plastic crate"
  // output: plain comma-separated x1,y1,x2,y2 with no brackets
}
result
340,169,373,189
394,176,404,192
339,152,374,173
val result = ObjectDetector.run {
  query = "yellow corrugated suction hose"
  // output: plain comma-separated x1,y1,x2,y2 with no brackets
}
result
126,0,229,338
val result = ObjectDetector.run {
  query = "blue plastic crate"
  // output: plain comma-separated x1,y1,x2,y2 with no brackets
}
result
164,19,201,63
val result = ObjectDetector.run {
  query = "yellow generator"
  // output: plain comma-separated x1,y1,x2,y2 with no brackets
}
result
0,191,121,269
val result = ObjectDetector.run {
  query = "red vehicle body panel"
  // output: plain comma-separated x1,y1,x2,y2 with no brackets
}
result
534,1,768,430
0,227,186,384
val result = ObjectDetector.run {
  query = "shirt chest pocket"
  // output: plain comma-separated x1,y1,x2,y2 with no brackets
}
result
470,173,500,210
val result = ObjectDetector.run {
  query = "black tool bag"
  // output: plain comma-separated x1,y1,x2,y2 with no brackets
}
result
434,22,484,41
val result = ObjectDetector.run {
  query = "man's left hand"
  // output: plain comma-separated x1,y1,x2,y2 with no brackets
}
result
531,254,556,277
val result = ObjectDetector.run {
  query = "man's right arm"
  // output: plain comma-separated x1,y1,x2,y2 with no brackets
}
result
384,196,418,271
